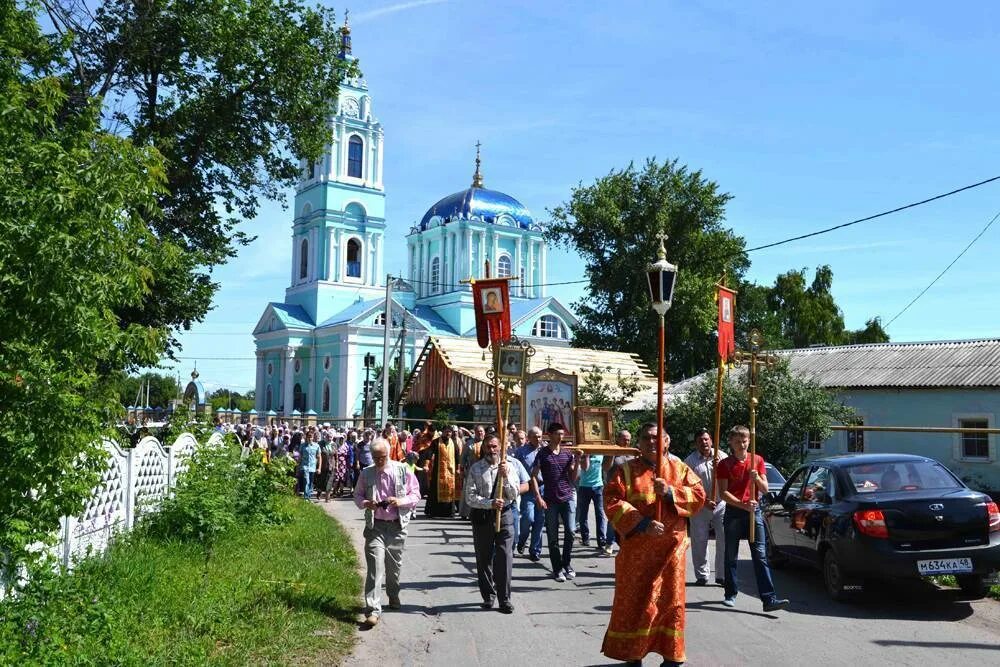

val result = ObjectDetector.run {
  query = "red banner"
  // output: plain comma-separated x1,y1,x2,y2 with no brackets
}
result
472,278,512,349
717,286,736,362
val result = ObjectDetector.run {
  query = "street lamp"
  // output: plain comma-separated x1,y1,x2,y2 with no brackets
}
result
646,232,678,520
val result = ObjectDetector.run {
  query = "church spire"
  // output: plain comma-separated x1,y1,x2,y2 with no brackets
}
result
471,140,484,188
339,9,352,57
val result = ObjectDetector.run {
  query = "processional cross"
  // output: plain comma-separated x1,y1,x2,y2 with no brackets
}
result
732,329,778,542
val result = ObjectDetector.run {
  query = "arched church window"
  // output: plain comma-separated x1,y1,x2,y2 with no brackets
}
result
299,239,309,280
322,380,331,413
323,355,331,371
348,136,363,178
265,385,273,411
532,315,566,339
293,383,305,412
497,254,512,278
430,257,441,293
346,238,362,278
301,202,312,216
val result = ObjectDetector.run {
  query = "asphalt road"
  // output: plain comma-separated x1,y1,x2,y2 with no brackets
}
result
320,497,1000,666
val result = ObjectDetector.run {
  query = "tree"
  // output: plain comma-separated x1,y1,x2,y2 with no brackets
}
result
114,371,182,408
740,266,890,349
39,0,353,362
577,366,645,422
208,388,254,413
547,158,749,379
665,360,855,473
0,5,168,567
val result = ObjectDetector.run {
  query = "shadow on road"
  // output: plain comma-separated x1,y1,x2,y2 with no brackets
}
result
872,640,1000,651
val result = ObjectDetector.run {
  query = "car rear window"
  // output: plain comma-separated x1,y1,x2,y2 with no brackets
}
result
845,460,961,493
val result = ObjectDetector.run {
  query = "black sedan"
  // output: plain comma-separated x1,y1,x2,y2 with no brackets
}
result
762,453,1000,600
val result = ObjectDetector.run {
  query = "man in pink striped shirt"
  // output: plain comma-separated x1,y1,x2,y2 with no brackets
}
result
354,438,422,626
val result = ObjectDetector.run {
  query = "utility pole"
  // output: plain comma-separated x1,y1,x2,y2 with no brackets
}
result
380,274,393,427
397,314,407,420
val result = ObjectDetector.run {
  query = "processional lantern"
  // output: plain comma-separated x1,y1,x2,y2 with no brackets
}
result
646,233,678,317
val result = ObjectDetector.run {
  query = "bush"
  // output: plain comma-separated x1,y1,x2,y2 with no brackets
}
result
144,442,294,546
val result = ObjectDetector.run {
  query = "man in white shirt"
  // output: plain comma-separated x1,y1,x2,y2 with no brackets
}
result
683,428,727,586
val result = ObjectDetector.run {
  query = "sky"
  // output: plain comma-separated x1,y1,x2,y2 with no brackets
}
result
157,0,1000,394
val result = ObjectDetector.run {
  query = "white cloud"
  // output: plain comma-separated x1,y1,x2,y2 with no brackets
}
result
354,0,447,24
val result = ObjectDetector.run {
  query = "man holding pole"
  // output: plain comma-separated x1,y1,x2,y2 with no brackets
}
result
717,425,789,612
465,434,530,612
602,422,705,667
684,428,727,586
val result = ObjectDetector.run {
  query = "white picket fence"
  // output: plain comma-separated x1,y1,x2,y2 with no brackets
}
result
2,431,223,600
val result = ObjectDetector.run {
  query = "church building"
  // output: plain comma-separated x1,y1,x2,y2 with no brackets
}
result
251,20,577,421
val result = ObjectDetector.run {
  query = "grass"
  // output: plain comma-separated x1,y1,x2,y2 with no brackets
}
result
932,574,1000,600
0,497,360,665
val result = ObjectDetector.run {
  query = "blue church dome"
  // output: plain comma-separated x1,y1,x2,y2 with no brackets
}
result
420,186,533,231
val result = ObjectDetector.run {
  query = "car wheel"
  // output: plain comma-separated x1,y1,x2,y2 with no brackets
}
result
765,527,787,568
823,549,852,602
956,574,988,599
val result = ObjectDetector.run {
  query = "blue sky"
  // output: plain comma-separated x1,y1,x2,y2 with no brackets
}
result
160,0,1000,393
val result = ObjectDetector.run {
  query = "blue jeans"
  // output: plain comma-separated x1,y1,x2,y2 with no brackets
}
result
302,470,315,500
518,495,545,557
723,506,777,603
544,500,574,573
576,486,607,546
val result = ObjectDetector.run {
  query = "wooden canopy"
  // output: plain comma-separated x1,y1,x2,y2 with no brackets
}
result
401,336,655,407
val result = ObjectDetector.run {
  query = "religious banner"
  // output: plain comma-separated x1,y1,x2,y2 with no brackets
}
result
717,285,736,362
471,278,512,348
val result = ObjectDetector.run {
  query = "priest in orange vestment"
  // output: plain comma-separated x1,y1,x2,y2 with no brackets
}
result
602,422,705,667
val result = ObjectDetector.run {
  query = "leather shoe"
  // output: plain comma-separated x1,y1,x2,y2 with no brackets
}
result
388,598,401,610
499,602,514,614
715,578,725,586
694,578,707,586
480,598,495,610
763,598,789,612
528,553,541,562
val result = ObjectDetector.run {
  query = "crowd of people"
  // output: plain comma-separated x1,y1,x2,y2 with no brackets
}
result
239,416,790,666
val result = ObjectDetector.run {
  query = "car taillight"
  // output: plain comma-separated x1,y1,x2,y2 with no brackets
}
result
988,502,1000,533
853,509,889,538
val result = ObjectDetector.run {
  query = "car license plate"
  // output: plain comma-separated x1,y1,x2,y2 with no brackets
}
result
917,558,973,575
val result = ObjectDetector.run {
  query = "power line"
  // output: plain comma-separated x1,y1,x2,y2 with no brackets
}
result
744,175,1000,253
885,208,1000,328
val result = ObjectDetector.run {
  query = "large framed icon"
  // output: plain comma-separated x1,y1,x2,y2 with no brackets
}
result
520,368,578,439
495,345,528,382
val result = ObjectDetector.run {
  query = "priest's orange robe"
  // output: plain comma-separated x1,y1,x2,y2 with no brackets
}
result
602,456,705,664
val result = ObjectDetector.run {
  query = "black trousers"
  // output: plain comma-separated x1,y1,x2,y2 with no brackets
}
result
472,507,515,604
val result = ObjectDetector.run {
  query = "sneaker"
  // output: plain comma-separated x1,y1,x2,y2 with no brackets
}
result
516,544,525,555
763,598,790,613
601,546,614,557
722,597,736,608
554,571,567,583
564,567,576,580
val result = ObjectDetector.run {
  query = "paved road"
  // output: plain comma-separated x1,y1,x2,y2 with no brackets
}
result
320,497,1000,666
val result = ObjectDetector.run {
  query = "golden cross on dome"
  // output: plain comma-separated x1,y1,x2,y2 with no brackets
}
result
472,140,484,188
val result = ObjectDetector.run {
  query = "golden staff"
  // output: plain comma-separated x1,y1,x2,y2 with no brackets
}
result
732,329,777,543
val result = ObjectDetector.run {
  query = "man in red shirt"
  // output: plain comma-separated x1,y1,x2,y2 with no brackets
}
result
717,425,789,612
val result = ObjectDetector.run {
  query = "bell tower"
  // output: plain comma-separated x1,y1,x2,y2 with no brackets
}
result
285,13,387,325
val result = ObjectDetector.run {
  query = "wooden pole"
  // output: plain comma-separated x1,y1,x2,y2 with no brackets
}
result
711,359,724,503
492,345,505,532
656,314,665,522
748,392,758,543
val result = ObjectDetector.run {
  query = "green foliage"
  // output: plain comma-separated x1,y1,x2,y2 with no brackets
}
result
208,388,255,412
0,6,170,566
112,370,183,408
144,443,293,547
578,366,644,421
547,158,750,379
0,498,360,665
740,266,890,349
42,0,355,361
665,360,855,472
